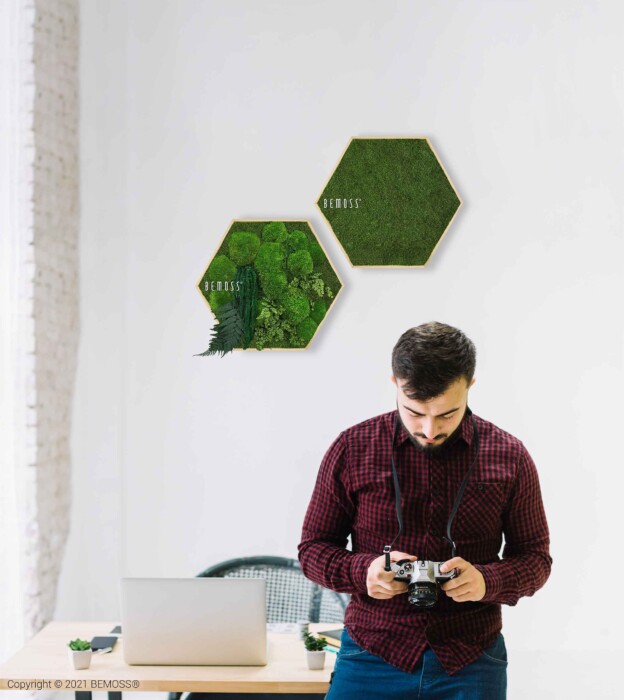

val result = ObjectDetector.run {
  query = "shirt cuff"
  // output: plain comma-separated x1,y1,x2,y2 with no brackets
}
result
349,553,378,594
474,563,503,603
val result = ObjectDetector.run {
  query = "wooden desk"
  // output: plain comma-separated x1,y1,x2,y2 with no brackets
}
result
0,621,338,696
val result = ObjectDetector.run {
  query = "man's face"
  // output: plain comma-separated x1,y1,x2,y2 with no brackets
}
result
391,375,475,453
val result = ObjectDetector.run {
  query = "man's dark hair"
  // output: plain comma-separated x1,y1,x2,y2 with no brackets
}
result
391,322,476,401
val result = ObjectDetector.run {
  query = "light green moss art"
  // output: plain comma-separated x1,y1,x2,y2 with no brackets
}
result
197,221,342,354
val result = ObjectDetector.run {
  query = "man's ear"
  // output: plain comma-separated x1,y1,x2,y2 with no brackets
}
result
469,377,476,388
391,375,397,387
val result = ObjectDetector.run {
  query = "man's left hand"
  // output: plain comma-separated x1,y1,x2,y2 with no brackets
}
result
439,557,486,602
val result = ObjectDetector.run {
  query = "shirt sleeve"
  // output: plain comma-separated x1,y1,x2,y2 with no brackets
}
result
298,432,377,594
474,445,552,605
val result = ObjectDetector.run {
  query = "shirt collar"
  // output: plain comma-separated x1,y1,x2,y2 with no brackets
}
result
393,405,474,448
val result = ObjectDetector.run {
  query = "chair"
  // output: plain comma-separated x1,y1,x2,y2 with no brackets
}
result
168,555,348,700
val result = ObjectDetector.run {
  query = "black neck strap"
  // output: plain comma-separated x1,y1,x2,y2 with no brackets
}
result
383,412,480,571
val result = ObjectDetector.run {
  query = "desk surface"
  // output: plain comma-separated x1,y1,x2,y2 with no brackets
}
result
0,621,339,694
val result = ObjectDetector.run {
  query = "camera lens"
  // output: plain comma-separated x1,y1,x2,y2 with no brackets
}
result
408,582,438,607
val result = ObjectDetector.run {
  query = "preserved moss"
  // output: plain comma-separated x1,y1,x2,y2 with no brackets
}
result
260,270,288,300
228,230,261,266
262,221,288,244
207,254,236,283
281,288,310,323
287,250,314,278
209,289,232,312
200,220,342,351
310,299,327,324
254,242,285,277
308,242,325,267
287,229,309,252
297,317,318,345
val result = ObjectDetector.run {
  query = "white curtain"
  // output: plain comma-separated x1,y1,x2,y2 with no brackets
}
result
0,0,29,662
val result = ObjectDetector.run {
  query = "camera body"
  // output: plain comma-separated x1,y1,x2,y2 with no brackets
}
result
391,559,457,608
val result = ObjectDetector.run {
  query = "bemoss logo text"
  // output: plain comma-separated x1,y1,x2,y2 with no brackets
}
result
322,198,362,209
204,280,242,292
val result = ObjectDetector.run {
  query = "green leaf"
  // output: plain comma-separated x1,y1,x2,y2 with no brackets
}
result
68,638,91,651
303,631,327,651
195,301,245,357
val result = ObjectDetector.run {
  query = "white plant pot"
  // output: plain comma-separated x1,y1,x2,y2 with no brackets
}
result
306,650,326,670
68,649,92,670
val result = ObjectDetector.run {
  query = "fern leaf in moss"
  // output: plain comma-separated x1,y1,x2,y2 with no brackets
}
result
195,301,244,357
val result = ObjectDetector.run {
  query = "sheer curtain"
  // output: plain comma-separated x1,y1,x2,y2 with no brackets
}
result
0,0,29,662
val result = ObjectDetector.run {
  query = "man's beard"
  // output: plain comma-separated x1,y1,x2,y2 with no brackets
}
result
398,409,466,455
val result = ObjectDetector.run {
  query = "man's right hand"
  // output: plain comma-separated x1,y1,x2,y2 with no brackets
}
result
366,551,417,599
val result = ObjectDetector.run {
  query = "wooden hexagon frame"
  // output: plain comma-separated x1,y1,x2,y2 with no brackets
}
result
316,136,463,268
196,219,344,352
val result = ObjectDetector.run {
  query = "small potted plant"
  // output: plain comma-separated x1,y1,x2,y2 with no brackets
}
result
67,639,92,670
303,631,328,670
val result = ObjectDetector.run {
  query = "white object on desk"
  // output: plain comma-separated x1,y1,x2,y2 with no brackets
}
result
120,577,267,666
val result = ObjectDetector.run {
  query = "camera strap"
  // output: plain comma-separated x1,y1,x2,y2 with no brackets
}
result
384,410,480,571
384,418,404,570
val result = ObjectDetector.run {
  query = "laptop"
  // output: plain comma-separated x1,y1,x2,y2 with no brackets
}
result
120,577,267,666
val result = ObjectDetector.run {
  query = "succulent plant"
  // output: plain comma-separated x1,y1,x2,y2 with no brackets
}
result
68,639,91,651
303,632,328,652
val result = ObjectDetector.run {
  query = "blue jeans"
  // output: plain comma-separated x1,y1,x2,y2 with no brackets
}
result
326,628,507,699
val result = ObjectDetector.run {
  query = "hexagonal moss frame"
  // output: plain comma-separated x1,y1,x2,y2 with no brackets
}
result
317,137,462,267
197,220,343,353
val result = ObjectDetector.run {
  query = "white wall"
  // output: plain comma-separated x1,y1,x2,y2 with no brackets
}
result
56,0,623,696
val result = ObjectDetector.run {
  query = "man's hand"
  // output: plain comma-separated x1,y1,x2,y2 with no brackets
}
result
366,551,416,600
440,557,486,602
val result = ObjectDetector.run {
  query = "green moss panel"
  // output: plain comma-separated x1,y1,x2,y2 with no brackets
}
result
198,221,342,351
317,138,461,267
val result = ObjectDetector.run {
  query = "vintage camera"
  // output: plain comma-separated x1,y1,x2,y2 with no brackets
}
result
391,559,457,608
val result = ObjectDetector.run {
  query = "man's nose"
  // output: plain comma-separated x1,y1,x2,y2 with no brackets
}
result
422,420,436,439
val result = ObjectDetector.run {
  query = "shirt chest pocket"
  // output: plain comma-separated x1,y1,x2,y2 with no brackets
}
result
451,482,507,541
352,472,399,541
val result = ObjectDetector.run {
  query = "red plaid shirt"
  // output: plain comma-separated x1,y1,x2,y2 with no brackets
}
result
298,408,552,674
